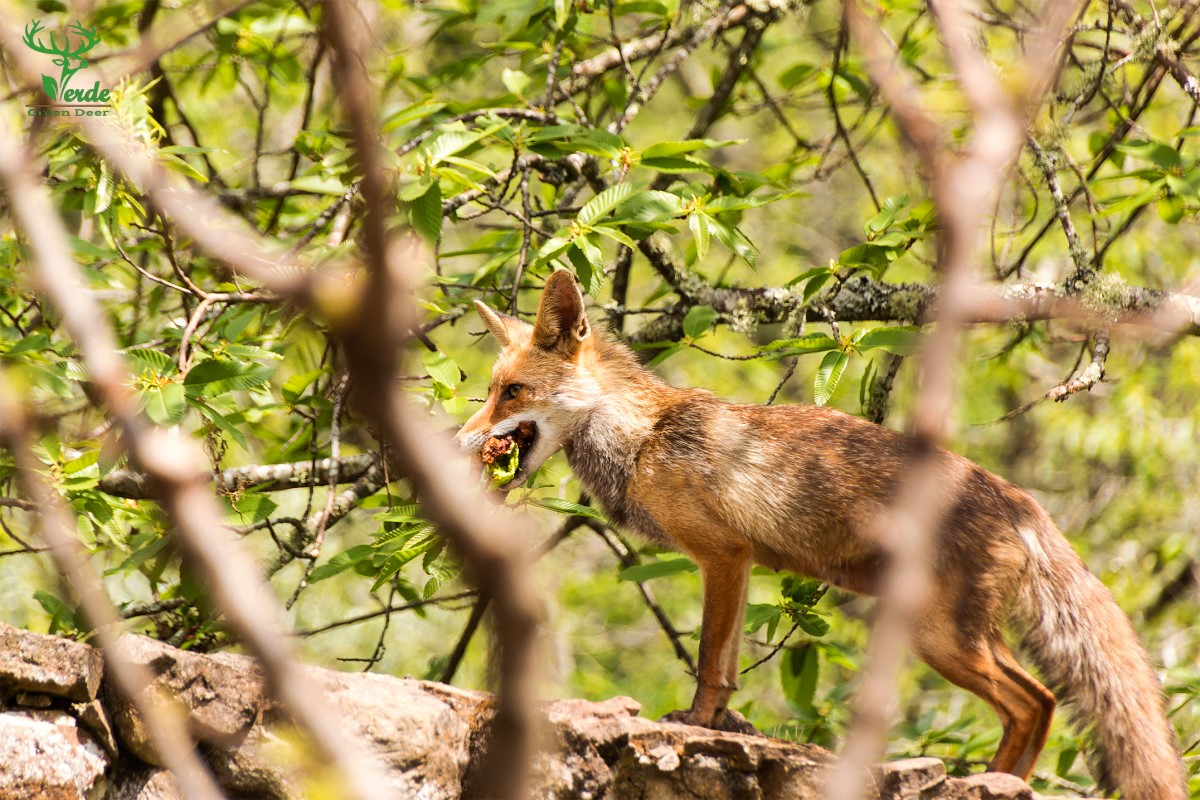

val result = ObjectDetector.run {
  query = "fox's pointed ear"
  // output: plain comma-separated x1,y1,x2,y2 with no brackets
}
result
533,270,590,355
473,300,523,347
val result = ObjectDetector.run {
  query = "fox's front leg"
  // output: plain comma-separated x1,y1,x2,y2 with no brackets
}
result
661,546,761,736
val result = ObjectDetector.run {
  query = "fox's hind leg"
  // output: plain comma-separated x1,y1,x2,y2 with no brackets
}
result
990,638,1056,774
911,614,1054,779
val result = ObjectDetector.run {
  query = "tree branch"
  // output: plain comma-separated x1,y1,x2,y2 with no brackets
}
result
97,453,379,499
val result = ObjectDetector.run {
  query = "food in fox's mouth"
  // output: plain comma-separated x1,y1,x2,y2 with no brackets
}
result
480,422,536,485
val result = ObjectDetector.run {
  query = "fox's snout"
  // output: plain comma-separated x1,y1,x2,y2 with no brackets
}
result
454,419,487,453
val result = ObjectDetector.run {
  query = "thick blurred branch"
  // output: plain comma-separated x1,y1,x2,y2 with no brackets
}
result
828,0,1085,795
320,3,542,797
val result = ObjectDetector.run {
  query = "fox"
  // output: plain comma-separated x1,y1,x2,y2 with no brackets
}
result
454,269,1187,800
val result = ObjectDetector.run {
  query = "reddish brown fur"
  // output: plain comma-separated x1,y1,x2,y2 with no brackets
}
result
456,271,1186,799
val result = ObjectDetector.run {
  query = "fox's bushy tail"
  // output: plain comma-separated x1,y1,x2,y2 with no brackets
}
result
1015,519,1186,800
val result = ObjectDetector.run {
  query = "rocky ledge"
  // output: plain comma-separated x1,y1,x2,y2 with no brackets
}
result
0,622,1076,799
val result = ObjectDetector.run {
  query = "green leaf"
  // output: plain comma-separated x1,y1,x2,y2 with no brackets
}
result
528,497,606,520
310,544,374,583
534,236,573,266
290,174,348,195
1100,183,1163,217
422,351,461,388
282,369,323,404
1158,195,1186,224
183,358,250,387
68,236,116,260
802,272,832,304
780,644,819,715
640,154,715,174
144,383,186,424
859,357,878,414
641,139,743,159
778,62,817,89
567,242,605,297
857,326,925,355
704,190,803,213
578,183,637,226
743,604,782,637
162,153,209,183
837,243,890,273
615,0,668,13
6,333,51,356
865,195,909,234
794,611,830,637
410,181,443,243
784,266,833,288
501,68,532,96
1055,747,1079,777
620,190,685,222
230,492,277,523
63,451,98,474
618,557,698,582
35,590,76,634
107,532,172,577
188,398,249,450
41,75,58,101
398,176,435,202
422,123,504,165
591,224,638,248
707,216,757,266
375,503,424,523
1113,140,1181,170
689,212,711,262
764,333,839,358
682,305,717,340
813,350,849,406
183,359,273,397
525,126,624,158
123,348,177,375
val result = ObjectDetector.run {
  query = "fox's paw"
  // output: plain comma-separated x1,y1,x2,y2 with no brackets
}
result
658,708,766,738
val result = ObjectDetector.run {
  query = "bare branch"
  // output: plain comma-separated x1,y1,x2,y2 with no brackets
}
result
98,453,380,500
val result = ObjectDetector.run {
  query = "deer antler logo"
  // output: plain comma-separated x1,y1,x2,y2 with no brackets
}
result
23,20,102,103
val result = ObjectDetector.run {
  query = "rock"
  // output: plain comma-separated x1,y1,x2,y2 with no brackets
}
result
205,672,480,800
109,766,185,800
0,623,103,702
0,624,1062,800
104,636,265,766
526,695,657,799
15,691,54,708
874,757,947,798
937,773,1039,800
0,710,108,799
72,699,119,757
610,725,833,799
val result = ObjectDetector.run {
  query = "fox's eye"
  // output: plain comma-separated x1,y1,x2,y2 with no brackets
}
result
503,383,523,400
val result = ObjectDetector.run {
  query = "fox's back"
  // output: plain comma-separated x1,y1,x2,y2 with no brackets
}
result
613,393,1040,593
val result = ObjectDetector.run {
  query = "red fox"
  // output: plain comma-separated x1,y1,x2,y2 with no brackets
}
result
455,270,1186,799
